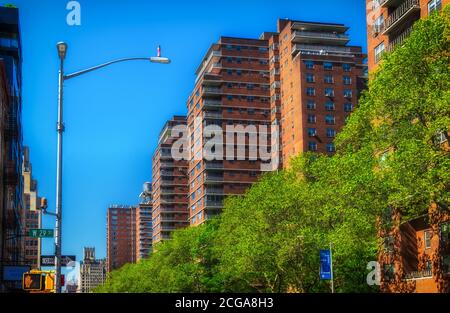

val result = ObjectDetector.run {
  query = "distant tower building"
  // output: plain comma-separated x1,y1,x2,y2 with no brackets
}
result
79,247,106,293
106,206,137,272
136,182,153,260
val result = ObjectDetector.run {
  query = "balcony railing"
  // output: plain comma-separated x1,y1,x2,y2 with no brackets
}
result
205,188,224,195
404,269,433,280
205,162,224,169
203,99,222,108
205,200,224,208
204,112,223,119
291,31,349,45
387,26,413,52
382,0,420,35
203,87,222,95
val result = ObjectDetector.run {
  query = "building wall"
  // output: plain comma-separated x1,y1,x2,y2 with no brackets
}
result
106,206,137,272
152,116,189,244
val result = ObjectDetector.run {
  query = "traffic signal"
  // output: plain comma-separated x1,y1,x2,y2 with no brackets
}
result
23,273,45,291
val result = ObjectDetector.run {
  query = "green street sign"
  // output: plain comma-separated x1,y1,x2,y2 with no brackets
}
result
28,229,54,238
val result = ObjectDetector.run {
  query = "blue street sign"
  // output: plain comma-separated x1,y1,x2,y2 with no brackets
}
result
320,249,332,280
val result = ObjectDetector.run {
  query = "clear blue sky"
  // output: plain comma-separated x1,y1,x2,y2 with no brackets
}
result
5,0,367,261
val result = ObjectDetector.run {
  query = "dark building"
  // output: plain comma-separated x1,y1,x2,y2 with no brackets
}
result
0,5,25,292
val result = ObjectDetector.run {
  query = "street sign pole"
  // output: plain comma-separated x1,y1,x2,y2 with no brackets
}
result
330,242,334,294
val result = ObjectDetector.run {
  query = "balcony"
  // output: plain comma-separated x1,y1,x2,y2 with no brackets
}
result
382,0,420,35
291,30,349,46
205,200,223,208
387,26,413,52
203,99,222,109
403,269,433,280
381,0,406,8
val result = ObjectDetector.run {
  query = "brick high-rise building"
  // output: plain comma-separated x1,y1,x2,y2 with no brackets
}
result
366,0,448,71
185,20,365,225
152,116,189,244
136,182,153,260
366,1,450,293
187,37,272,226
106,205,137,272
22,147,42,269
265,19,366,161
79,247,106,293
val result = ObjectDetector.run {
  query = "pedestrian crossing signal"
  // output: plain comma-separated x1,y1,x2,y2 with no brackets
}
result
23,273,45,291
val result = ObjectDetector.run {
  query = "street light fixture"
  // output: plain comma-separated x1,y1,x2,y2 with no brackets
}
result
52,42,170,293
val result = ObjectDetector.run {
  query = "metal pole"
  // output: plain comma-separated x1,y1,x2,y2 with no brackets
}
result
330,242,334,293
55,54,65,294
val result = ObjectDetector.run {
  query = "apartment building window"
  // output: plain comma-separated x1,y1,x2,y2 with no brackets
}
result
325,101,335,111
326,128,336,138
236,57,242,64
305,60,314,69
324,75,333,84
226,57,233,63
308,141,317,152
374,42,385,64
306,100,316,110
306,87,315,96
227,95,233,100
226,44,233,50
227,82,233,88
343,63,352,72
237,70,242,76
373,15,384,35
384,236,395,252
326,143,336,153
325,88,335,97
343,76,352,85
227,69,233,75
428,0,442,13
424,230,432,250
306,73,315,83
344,89,353,98
325,115,335,125
308,128,317,137
307,114,316,124
324,62,333,70
344,103,353,112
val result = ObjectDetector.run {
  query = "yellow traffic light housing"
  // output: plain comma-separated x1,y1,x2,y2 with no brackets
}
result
22,270,57,293
23,273,45,291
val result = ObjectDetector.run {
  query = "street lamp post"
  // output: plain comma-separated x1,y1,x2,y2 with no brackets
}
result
53,42,170,293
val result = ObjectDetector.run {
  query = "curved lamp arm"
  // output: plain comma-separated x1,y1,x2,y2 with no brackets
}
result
64,56,171,80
